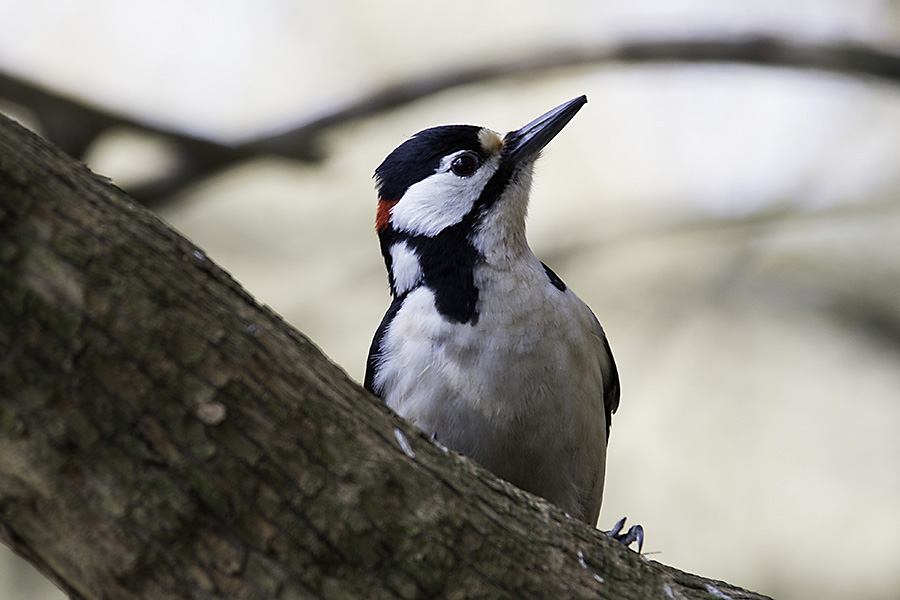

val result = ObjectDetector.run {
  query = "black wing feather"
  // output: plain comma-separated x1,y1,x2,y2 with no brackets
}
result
364,293,407,395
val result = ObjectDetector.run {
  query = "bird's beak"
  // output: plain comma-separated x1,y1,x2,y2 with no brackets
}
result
503,95,587,163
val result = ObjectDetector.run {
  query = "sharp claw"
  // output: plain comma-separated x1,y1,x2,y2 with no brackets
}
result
618,525,644,553
604,518,644,553
604,516,626,537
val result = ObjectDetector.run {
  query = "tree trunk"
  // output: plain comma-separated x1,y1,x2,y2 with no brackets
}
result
0,113,770,599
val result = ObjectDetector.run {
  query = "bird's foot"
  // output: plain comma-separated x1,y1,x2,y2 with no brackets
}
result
430,431,449,453
605,517,644,553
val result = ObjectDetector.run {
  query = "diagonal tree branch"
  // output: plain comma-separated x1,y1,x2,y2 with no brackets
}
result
0,108,772,598
3,34,900,207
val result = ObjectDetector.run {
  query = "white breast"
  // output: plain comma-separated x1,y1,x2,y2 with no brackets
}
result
373,251,610,523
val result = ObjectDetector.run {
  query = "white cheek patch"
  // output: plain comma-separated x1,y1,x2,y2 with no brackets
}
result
390,156,498,237
389,240,422,294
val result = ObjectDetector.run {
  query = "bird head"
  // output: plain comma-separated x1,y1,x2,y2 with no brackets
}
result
372,96,587,317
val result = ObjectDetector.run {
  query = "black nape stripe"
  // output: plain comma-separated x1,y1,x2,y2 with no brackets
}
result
377,222,482,325
412,222,481,325
541,262,567,291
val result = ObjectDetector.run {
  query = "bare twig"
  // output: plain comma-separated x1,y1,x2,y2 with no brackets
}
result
3,34,900,206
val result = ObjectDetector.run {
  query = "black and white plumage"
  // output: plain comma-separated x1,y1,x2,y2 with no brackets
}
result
365,96,620,526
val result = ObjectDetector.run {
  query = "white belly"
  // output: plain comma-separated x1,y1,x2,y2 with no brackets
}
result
373,257,610,523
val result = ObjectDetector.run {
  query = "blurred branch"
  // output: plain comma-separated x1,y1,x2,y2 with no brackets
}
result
0,71,260,170
258,35,900,148
4,34,900,207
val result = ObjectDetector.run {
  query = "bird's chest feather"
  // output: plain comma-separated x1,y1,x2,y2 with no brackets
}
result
373,257,606,470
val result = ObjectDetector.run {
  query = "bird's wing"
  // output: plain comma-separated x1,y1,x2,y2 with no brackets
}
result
364,293,407,395
591,312,620,442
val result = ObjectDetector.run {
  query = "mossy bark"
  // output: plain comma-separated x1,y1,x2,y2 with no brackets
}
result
0,113,771,600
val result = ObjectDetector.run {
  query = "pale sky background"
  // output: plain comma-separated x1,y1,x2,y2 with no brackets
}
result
1,1,900,599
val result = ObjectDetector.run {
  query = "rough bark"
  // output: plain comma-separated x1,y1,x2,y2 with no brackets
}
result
0,113,770,599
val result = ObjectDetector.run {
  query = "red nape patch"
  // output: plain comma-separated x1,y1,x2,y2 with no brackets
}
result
376,198,399,232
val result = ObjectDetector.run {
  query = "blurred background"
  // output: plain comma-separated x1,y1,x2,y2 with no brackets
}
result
2,1,899,598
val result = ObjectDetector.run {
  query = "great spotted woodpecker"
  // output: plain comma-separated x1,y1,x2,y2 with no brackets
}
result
365,96,638,544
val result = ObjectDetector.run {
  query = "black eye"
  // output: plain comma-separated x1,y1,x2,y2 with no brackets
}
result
450,153,479,177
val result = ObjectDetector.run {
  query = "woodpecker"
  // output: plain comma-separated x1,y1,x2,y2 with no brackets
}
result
365,96,623,530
